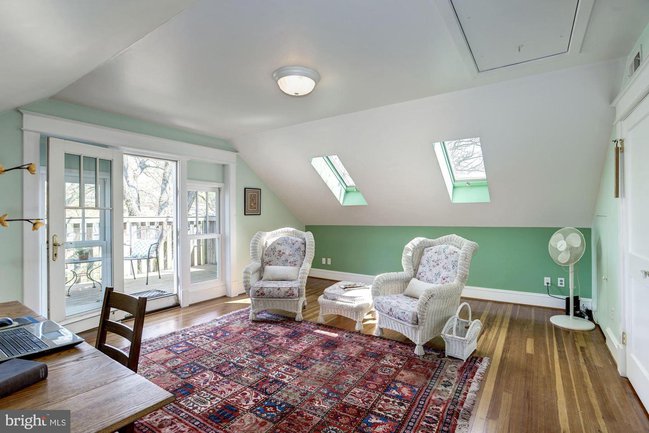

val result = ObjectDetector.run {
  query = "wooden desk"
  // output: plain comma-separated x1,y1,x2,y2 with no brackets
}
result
0,301,174,433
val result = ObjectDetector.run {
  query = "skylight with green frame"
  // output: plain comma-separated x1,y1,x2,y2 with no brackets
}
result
311,155,367,206
434,137,490,203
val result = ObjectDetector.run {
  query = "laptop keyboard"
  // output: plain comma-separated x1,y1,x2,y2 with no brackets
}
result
0,327,48,357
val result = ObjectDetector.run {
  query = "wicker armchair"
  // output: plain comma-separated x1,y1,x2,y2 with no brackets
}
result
243,228,315,321
372,235,478,355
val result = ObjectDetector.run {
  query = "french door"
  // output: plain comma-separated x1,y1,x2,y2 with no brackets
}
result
47,138,123,323
621,94,649,409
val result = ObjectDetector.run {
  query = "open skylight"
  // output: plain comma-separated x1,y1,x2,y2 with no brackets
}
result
311,155,367,206
434,137,490,203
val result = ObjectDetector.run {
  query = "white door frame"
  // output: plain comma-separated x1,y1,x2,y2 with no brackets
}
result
47,138,124,324
21,111,238,317
609,53,649,378
619,98,649,407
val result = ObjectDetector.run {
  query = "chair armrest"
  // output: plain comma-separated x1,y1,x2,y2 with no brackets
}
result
243,261,262,294
416,282,463,323
372,271,411,298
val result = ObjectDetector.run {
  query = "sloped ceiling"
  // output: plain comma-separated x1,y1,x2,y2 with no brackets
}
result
0,0,194,112
3,0,646,228
233,61,620,227
54,0,649,138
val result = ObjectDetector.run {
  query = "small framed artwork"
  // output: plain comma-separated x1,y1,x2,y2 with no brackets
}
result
244,188,261,215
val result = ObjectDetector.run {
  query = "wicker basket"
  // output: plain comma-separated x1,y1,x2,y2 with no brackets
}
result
441,302,482,361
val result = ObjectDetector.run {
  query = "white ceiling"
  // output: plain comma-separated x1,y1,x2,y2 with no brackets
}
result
2,0,647,228
450,0,580,71
53,0,649,139
0,0,194,112
234,61,620,227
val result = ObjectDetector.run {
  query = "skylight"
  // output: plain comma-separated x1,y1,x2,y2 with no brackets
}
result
434,137,490,203
311,155,367,206
444,138,487,182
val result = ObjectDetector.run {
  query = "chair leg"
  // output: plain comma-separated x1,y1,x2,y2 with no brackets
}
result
414,344,425,356
130,261,136,280
374,327,383,337
146,259,149,285
295,301,304,321
156,256,161,279
249,310,257,321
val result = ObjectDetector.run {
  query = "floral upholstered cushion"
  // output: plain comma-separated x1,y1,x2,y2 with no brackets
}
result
262,236,306,267
250,280,300,298
415,245,460,285
374,294,419,325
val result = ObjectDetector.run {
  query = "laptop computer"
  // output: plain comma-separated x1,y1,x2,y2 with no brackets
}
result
0,320,84,361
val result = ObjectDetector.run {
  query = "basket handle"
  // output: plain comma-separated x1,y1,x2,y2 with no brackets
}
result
456,302,472,323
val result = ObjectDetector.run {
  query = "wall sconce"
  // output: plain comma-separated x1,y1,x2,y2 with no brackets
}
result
0,162,45,231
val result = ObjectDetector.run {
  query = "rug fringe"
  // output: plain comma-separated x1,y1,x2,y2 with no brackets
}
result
456,357,491,433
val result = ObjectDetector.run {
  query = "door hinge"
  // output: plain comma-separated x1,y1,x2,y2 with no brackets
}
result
622,331,628,345
613,138,625,153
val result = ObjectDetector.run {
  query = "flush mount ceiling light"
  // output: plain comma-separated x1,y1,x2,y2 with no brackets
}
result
272,65,320,96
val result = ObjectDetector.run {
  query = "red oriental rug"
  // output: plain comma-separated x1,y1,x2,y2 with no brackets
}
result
135,308,489,433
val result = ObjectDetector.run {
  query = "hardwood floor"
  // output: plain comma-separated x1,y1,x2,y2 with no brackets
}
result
80,277,649,433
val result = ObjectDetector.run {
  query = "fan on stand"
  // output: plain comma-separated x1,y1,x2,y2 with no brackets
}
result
548,227,595,331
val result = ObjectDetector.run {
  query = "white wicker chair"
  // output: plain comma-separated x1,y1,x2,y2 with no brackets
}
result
372,235,478,355
243,228,315,321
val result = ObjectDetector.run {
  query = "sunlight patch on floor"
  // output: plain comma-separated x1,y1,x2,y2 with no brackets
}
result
224,298,251,305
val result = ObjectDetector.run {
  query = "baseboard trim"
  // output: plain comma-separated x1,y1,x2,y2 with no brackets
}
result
309,268,591,309
310,268,375,284
187,285,227,305
605,326,627,376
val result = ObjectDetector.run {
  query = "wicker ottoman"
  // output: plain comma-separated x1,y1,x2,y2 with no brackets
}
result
317,281,373,332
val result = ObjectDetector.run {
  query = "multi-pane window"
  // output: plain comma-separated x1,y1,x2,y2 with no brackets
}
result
187,184,221,283
311,155,367,206
434,137,490,203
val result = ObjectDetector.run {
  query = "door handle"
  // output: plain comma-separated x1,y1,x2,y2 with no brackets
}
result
51,234,62,261
641,270,649,279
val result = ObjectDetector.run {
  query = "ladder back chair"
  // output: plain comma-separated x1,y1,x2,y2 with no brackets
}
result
96,287,147,373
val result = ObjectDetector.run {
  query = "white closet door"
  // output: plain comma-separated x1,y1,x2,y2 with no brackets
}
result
621,95,649,410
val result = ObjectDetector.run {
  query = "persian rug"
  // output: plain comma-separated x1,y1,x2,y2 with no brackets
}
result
135,308,489,433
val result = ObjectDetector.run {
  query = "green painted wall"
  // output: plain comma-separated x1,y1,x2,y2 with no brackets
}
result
590,20,649,342
306,225,592,297
0,99,302,302
0,109,26,302
187,160,224,183
236,158,304,284
592,137,620,338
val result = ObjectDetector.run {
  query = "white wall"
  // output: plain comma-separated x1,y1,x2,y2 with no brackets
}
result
234,61,621,228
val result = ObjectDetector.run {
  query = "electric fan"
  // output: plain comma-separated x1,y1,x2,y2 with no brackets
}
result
548,227,595,331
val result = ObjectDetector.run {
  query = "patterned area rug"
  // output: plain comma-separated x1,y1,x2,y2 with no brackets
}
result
135,309,489,433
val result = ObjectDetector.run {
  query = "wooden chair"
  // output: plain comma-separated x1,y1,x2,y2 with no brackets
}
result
96,287,147,373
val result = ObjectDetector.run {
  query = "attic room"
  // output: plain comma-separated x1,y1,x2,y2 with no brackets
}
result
0,0,648,432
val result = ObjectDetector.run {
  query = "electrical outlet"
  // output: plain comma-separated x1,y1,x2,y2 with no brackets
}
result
321,257,326,265
557,277,565,288
327,258,332,265
544,277,551,287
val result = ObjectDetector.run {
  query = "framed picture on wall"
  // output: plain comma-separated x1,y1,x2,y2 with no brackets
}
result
244,188,261,215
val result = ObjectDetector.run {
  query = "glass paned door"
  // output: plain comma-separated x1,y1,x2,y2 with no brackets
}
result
48,139,119,322
187,184,221,284
123,155,178,299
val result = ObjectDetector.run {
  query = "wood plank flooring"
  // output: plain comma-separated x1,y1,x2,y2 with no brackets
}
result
80,277,649,433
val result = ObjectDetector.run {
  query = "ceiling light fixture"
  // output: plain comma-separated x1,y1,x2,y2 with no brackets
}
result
272,65,320,96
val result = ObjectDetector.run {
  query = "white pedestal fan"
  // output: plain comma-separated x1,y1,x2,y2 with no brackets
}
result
548,227,595,331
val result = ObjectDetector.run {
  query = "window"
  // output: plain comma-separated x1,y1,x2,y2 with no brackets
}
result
187,182,222,284
311,155,367,206
434,137,490,203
